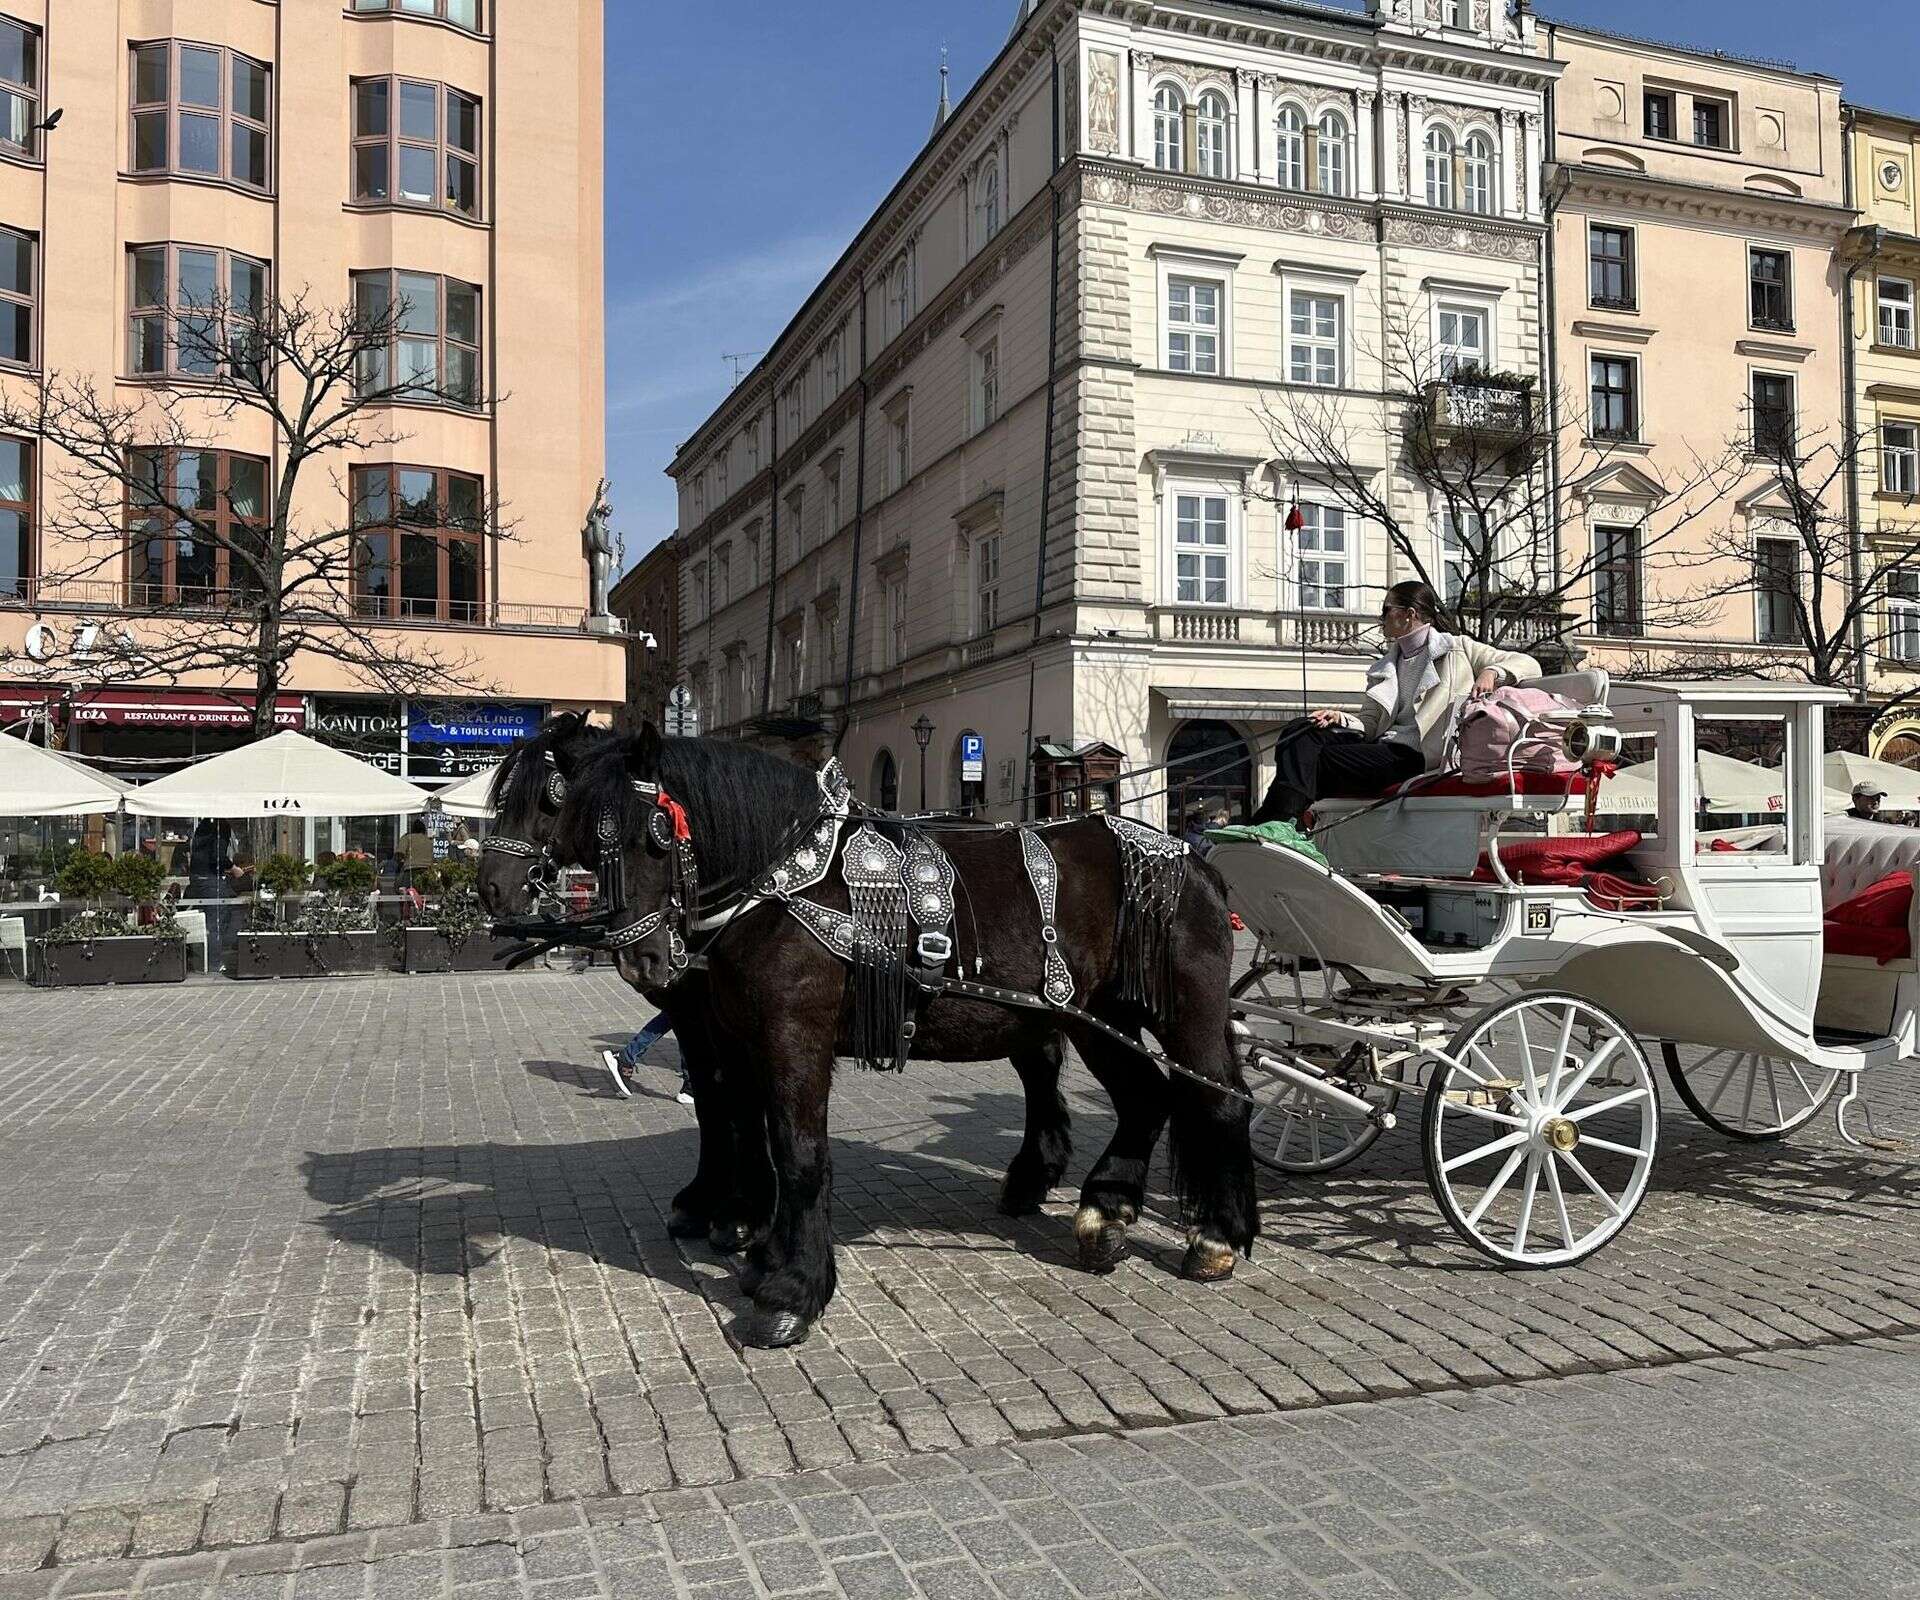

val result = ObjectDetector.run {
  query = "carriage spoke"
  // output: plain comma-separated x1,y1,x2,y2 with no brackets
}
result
1464,1144,1530,1228
1552,1036,1623,1109
1514,1011,1541,1107
1458,1045,1504,1087
1557,1149,1623,1216
1574,1133,1652,1161
1512,1152,1542,1253
1442,1127,1528,1175
1787,1061,1817,1103
1308,1112,1323,1166
1544,1149,1577,1249
1545,1005,1576,1109
1765,1057,1784,1126
1702,1052,1746,1116
1274,1112,1296,1166
1739,1057,1758,1127
1566,1086,1651,1122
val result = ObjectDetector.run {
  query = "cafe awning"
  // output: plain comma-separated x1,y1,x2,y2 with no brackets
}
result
0,736,131,817
1153,687,1367,722
124,730,433,818
71,688,305,729
434,763,501,818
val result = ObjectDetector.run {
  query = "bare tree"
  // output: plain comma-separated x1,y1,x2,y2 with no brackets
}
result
0,285,515,741
1254,302,1740,656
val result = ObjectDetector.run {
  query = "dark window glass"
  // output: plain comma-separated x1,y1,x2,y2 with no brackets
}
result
0,19,41,159
0,226,32,366
1756,540,1797,642
1752,373,1795,456
132,111,166,171
1589,356,1637,441
1644,92,1674,140
1589,225,1634,308
0,436,31,596
1594,526,1641,634
1693,99,1728,149
354,79,388,137
0,229,30,297
399,81,436,141
122,447,267,606
350,464,485,620
130,42,270,189
351,269,481,408
133,44,168,104
351,77,480,217
231,56,267,123
1749,248,1792,330
126,244,268,382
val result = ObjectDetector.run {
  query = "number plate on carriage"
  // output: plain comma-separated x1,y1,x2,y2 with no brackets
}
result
1523,902,1553,936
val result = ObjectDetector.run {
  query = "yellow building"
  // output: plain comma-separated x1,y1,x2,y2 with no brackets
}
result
1844,104,1920,761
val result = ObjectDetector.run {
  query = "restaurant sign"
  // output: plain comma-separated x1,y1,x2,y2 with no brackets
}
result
70,689,305,729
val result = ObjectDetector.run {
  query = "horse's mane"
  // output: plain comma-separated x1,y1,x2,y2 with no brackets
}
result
489,713,612,829
570,734,821,888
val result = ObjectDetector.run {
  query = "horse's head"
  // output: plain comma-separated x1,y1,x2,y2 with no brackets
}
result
550,721,694,997
475,711,601,918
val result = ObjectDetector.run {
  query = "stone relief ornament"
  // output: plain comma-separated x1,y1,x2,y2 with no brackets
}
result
1061,59,1081,154
1130,49,1155,71
1086,50,1120,153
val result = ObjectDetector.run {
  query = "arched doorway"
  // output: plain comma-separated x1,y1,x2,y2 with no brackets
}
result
1166,719,1253,833
870,748,899,812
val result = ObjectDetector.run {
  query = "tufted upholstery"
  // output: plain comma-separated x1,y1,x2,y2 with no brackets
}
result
1823,817,1920,907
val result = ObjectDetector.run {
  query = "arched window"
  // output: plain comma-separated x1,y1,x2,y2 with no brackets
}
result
1317,110,1350,197
1196,90,1230,179
1276,105,1306,191
889,257,910,336
1166,720,1255,830
871,748,899,813
1462,131,1494,215
1424,126,1455,210
977,161,1001,243
1153,85,1184,172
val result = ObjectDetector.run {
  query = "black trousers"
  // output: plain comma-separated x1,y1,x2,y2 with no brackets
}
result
1252,722,1424,824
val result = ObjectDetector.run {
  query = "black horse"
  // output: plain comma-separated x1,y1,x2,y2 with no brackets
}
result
546,723,1257,1349
474,715,1076,1251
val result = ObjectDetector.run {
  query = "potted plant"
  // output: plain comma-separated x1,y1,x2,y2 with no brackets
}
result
228,850,392,979
401,858,514,973
32,852,188,987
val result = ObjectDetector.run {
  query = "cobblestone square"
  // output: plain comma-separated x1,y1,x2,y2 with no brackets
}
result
3,970,1920,1587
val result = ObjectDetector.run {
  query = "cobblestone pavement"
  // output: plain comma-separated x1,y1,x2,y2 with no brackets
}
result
3,971,1920,1575
5,1336,1920,1597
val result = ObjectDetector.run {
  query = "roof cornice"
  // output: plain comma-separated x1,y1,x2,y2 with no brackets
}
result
1555,161,1857,241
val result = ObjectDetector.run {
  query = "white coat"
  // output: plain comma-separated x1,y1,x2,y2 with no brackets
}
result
1337,629,1542,769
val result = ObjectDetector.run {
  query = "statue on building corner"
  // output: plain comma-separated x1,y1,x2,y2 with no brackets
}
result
584,478,616,619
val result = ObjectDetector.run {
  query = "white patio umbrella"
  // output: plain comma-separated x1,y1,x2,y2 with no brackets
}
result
433,763,500,818
124,730,434,818
1596,753,1849,814
1824,751,1920,811
0,737,131,817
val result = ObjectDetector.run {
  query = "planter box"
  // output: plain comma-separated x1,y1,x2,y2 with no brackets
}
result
32,936,187,988
226,930,391,980
402,926,521,974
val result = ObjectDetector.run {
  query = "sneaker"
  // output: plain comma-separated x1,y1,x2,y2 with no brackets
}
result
599,1049,633,1099
675,1070,695,1107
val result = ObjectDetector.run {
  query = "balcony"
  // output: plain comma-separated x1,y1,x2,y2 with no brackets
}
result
1150,607,1374,654
1423,378,1535,445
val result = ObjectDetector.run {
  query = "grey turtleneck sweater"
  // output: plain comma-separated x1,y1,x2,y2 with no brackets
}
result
1383,632,1432,752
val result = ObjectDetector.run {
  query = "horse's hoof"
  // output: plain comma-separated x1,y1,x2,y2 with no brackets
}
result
708,1218,753,1254
734,1308,810,1349
1074,1205,1129,1275
1181,1237,1237,1283
666,1205,708,1239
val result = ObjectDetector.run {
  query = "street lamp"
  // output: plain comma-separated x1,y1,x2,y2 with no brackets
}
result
911,713,935,811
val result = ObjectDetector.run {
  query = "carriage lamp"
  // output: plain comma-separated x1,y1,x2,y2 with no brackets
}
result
1563,714,1622,768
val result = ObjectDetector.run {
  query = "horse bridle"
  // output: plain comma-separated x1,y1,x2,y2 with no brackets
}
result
480,753,573,897
593,777,698,973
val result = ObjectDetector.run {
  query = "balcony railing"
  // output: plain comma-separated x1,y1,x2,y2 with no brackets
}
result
1424,379,1534,442
1150,607,1375,653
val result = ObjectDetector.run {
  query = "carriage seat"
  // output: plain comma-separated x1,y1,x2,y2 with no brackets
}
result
1822,818,1920,969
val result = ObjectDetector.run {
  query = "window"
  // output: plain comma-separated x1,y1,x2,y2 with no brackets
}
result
1692,96,1730,150
130,42,271,190
351,0,482,30
1879,278,1915,349
1447,0,1471,23
1754,537,1798,644
1317,111,1350,197
785,484,805,555
691,563,707,619
1165,276,1221,375
711,545,730,611
1438,505,1488,605
1589,354,1638,441
889,403,910,491
746,422,760,474
0,225,31,368
974,337,1000,431
1295,504,1349,611
1462,133,1495,215
1436,303,1488,379
1288,291,1342,387
350,465,485,622
735,652,752,719
1173,491,1230,606
783,627,804,701
1593,525,1641,635
1153,86,1184,173
351,77,480,217
716,454,729,502
1196,91,1230,179
1889,571,1920,663
1424,127,1454,210
980,162,1001,241
128,448,268,606
974,535,1000,635
1644,90,1676,141
745,531,761,587
825,465,842,536
0,17,40,160
0,436,30,598
1749,248,1792,331
1589,224,1635,309
1751,372,1795,457
885,576,908,666
888,258,911,337
129,244,265,382
872,749,899,810
1276,106,1306,192
1884,422,1919,497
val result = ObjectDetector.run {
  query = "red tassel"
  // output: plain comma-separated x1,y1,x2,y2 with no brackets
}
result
657,790,692,842
1285,504,1305,532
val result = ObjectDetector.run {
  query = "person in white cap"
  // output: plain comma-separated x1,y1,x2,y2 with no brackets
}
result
1848,781,1887,822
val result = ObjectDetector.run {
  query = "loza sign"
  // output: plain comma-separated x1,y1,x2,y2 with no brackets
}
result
24,619,145,668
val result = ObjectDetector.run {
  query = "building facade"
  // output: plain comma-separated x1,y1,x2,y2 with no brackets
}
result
1543,23,1853,681
0,0,617,794
673,0,1556,826
1844,104,1920,760
609,533,680,732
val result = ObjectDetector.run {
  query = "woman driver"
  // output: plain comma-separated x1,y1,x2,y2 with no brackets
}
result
1253,580,1541,825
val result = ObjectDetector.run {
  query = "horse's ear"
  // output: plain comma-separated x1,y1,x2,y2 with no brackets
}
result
627,722,663,781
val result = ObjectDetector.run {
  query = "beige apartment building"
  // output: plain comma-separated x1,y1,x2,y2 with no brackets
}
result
673,0,1557,826
1543,23,1853,677
0,0,616,794
1844,103,1920,760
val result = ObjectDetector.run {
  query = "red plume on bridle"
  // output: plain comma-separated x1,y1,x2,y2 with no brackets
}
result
656,789,692,843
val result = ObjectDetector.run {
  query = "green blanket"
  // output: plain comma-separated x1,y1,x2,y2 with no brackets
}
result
1204,820,1329,868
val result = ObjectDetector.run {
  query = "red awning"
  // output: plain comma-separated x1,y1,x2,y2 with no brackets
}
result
70,689,306,730
0,685,64,716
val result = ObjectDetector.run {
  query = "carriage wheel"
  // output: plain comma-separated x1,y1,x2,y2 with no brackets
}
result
1231,963,1398,1175
1423,992,1658,1269
1660,1044,1841,1142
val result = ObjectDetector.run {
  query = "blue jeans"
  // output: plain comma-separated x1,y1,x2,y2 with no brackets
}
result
619,1016,674,1070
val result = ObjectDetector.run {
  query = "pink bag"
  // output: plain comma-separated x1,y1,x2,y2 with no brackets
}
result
1453,686,1582,783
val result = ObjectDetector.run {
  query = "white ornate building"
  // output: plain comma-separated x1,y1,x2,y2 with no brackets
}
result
670,0,1557,824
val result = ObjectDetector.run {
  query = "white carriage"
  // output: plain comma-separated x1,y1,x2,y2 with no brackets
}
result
1212,674,1920,1268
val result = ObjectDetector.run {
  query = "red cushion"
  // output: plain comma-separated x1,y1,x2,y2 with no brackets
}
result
1384,770,1590,799
1471,830,1644,886
1825,921,1911,964
1829,870,1913,929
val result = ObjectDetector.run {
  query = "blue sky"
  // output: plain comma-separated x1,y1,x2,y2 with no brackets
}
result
605,0,1920,567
